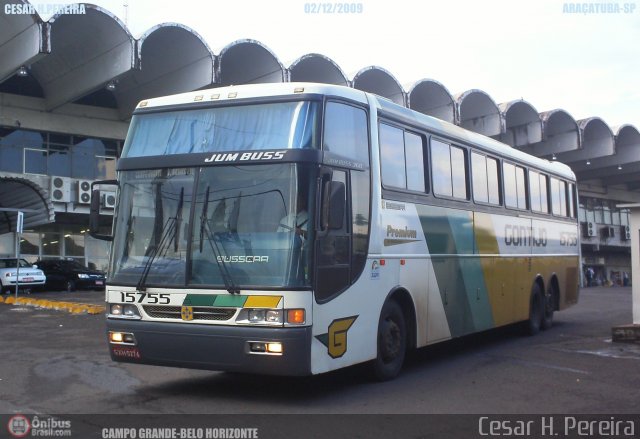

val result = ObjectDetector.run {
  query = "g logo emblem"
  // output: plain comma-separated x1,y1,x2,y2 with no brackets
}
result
315,316,358,359
181,306,194,321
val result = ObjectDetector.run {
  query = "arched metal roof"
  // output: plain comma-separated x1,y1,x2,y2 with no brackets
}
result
217,39,286,86
455,89,501,137
528,109,580,158
0,177,55,235
498,99,542,147
28,4,135,111
352,66,405,106
552,117,613,165
572,124,640,183
0,0,50,83
288,53,349,86
0,0,639,194
407,79,455,123
114,23,215,119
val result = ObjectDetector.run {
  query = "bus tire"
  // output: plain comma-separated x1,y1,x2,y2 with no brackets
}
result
541,286,556,330
372,299,406,381
526,284,544,336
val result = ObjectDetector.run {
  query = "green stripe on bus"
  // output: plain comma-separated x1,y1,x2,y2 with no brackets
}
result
183,294,218,306
213,295,248,307
417,205,495,337
183,294,248,307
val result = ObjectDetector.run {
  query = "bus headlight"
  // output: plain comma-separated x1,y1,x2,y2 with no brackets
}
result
109,303,141,319
237,308,305,325
238,308,283,325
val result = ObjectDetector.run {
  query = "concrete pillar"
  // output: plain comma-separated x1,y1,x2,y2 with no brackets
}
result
613,203,640,342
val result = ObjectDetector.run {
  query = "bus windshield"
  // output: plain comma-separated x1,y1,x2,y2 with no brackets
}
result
121,101,320,158
109,164,313,289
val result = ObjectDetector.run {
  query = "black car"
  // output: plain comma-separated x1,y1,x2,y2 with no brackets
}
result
35,259,106,292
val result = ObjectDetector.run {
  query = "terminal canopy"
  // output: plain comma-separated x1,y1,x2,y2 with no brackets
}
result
0,177,55,235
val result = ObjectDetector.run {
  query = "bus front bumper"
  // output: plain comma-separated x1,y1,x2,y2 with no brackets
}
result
107,319,312,376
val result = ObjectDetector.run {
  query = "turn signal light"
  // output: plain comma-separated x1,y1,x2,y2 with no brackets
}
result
287,309,305,324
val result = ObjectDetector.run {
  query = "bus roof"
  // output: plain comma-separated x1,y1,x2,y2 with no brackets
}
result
136,82,575,181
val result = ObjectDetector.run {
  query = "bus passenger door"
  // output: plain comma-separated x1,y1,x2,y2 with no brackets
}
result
314,168,351,302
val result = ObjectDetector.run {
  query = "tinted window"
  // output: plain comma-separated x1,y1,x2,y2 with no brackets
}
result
550,177,568,216
472,152,488,203
487,157,500,205
503,162,527,209
431,139,453,197
379,123,406,188
324,102,368,163
530,171,549,213
405,132,425,192
451,146,467,199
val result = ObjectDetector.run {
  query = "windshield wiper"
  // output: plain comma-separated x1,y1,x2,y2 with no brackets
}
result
199,185,240,295
137,185,183,291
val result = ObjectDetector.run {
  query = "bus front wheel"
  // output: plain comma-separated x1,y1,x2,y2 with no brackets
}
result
372,299,406,381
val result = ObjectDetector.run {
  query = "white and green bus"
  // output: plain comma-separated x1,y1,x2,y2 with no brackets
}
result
93,83,579,380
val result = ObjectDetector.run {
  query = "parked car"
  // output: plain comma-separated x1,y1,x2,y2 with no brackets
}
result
0,258,47,294
35,259,106,292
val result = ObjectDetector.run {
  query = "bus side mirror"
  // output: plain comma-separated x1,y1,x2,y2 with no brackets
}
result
89,180,117,241
322,181,345,230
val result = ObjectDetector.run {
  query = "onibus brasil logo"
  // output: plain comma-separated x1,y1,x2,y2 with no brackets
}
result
7,415,31,438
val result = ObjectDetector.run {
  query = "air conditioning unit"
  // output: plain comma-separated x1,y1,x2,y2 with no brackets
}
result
77,180,92,205
50,176,71,203
581,221,596,238
601,226,615,238
102,191,116,209
621,225,631,241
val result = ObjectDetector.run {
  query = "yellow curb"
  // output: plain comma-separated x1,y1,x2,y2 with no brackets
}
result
87,306,105,315
2,296,103,315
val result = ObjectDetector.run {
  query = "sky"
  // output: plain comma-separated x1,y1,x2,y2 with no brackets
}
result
28,0,640,129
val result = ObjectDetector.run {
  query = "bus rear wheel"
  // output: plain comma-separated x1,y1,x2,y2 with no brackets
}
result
542,287,556,330
526,284,544,335
372,299,406,381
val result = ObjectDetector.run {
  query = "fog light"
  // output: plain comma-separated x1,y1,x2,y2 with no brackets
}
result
250,342,267,352
248,341,283,355
109,331,136,345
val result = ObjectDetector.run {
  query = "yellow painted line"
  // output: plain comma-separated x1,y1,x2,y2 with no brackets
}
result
244,295,282,308
0,296,105,315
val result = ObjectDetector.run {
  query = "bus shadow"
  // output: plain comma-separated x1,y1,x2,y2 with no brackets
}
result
132,321,570,405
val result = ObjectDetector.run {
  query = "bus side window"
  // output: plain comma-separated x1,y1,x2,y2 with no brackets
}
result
432,138,467,200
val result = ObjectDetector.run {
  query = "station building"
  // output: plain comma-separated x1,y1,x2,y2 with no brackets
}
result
1,2,639,283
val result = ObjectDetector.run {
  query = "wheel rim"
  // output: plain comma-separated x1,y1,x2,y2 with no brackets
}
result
380,317,402,363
